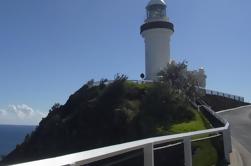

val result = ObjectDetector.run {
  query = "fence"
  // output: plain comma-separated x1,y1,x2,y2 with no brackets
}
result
93,80,244,103
13,105,232,166
203,89,244,102
93,80,154,86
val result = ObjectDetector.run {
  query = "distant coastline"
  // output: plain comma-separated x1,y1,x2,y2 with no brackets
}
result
0,124,36,127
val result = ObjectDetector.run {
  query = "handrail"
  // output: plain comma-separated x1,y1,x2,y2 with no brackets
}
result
93,80,245,102
93,80,154,86
92,80,244,102
201,88,245,102
12,105,232,166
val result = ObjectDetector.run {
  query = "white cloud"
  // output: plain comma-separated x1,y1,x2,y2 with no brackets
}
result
0,104,47,125
0,109,6,115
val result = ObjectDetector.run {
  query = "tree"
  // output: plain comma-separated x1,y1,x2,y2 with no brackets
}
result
49,103,61,113
158,61,205,100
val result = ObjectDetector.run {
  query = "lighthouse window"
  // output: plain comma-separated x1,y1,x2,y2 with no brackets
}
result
147,5,166,19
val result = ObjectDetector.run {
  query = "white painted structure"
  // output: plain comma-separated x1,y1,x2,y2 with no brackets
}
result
191,67,207,88
141,0,174,80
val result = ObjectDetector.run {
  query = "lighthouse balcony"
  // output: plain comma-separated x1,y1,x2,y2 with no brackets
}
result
140,21,174,34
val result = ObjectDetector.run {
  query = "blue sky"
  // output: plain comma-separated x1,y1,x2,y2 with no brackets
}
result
0,0,250,125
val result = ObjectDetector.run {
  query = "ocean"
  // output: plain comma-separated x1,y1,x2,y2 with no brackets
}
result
0,125,36,158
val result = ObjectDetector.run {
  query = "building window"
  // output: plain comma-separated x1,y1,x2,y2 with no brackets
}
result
147,5,166,19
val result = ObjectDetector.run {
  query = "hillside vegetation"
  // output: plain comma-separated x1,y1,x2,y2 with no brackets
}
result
2,76,200,164
1,62,218,166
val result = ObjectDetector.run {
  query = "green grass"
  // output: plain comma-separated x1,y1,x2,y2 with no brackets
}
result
168,109,218,166
125,81,153,90
192,140,218,166
169,110,211,134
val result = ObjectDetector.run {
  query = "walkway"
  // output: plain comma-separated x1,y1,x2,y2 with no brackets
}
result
219,105,251,166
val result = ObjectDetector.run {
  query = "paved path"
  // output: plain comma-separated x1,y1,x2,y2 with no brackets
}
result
218,105,251,166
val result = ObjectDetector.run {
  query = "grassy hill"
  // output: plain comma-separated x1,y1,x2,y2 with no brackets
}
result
1,76,215,166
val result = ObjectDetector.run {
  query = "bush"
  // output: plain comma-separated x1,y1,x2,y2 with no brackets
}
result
158,61,205,100
1,74,197,165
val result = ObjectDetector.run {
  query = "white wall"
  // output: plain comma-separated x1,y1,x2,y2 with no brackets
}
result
142,28,173,80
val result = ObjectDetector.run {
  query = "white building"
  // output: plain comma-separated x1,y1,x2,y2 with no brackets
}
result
141,0,174,80
191,67,207,88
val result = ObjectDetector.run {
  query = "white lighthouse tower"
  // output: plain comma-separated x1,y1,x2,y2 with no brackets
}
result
141,0,174,80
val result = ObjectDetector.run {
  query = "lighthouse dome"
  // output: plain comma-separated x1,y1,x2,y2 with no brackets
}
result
147,0,166,7
145,0,168,22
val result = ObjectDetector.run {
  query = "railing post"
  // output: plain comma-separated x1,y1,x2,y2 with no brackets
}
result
144,143,154,166
183,137,192,166
223,128,232,163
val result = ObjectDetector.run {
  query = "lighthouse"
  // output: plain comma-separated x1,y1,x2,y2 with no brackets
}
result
141,0,174,80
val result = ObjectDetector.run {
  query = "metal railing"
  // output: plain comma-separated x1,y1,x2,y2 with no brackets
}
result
12,106,232,166
93,80,244,103
203,88,245,102
92,80,154,86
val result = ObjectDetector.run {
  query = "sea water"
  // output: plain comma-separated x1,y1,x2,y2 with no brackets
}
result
0,125,35,157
